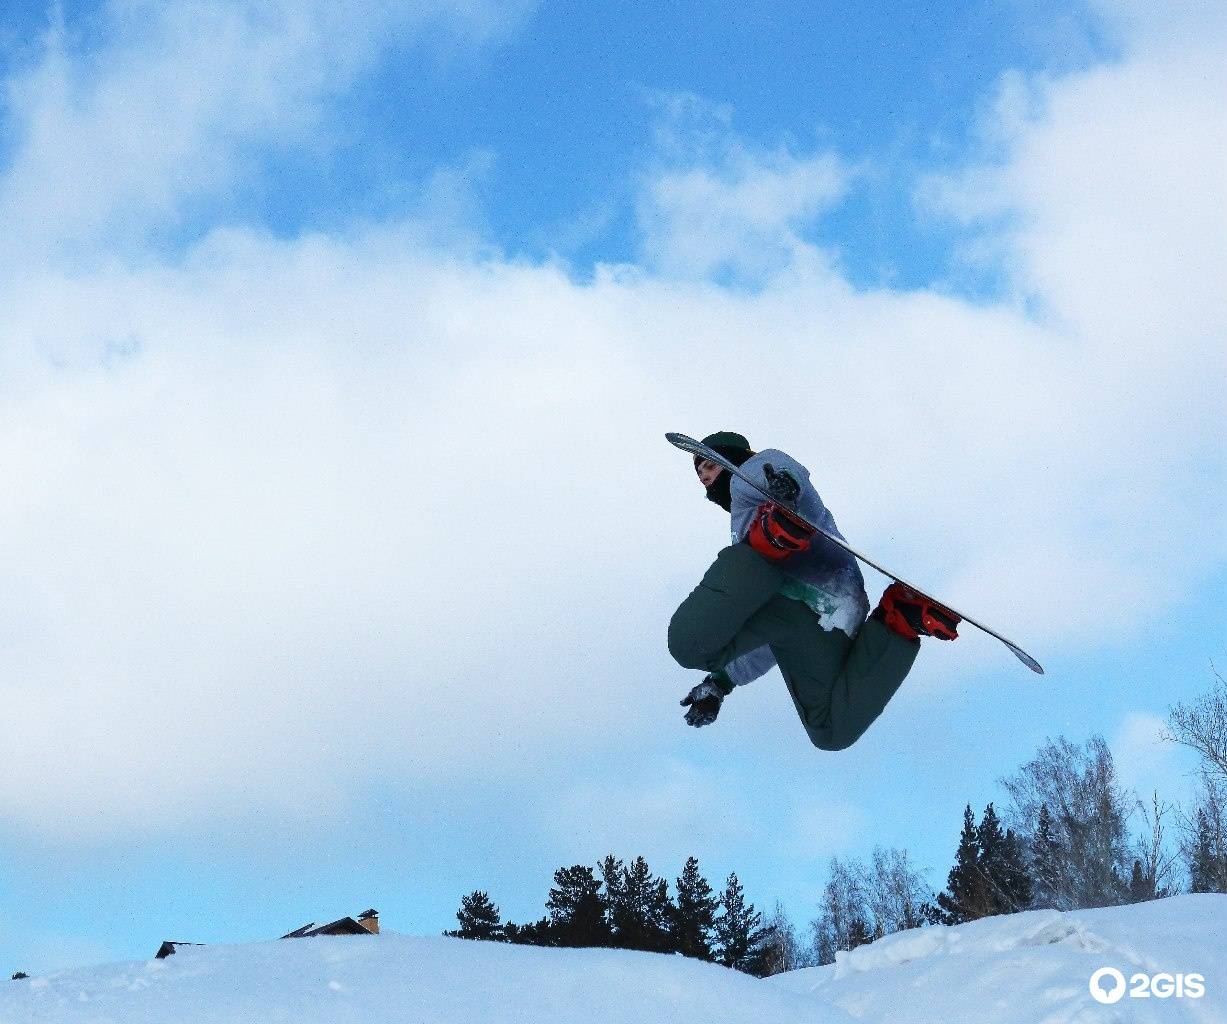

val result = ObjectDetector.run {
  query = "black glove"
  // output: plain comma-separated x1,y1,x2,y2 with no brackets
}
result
680,677,727,727
763,463,801,503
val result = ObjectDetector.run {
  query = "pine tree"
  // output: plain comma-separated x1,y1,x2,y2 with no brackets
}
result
714,872,767,973
1126,859,1155,903
502,916,554,946
446,890,503,940
669,856,718,960
999,828,1034,911
936,805,986,924
1030,803,1064,909
1189,809,1218,893
546,865,612,947
605,856,673,952
975,803,1008,913
601,858,628,936
1187,804,1227,894
976,803,1033,915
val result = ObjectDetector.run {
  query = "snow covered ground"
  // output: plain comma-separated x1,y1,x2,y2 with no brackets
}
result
772,894,1227,1023
2,895,1223,1023
0,934,826,1024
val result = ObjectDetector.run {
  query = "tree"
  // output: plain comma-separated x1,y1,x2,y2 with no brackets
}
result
756,902,808,977
546,865,611,948
1001,735,1131,909
1126,860,1152,903
446,890,503,940
669,856,718,960
714,872,767,973
599,854,625,928
976,803,1033,915
1128,791,1176,902
845,915,874,951
864,847,931,936
1185,782,1227,894
1030,803,1065,910
502,916,554,946
811,856,874,965
811,849,933,966
936,805,986,924
604,856,673,952
998,828,1035,911
1168,675,1227,895
1166,669,1227,784
1188,808,1217,893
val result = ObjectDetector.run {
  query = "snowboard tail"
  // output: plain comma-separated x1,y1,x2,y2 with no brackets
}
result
667,431,1044,675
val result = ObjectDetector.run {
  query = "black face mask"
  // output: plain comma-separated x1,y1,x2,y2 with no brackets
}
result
705,471,733,512
697,445,754,513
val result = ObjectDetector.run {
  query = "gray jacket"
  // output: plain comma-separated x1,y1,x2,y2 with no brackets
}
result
723,449,870,687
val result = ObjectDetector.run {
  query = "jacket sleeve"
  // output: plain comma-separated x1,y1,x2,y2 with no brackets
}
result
722,645,778,687
728,449,813,543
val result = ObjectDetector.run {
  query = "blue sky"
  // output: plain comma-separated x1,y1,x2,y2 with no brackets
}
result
0,0,1113,279
0,0,1224,973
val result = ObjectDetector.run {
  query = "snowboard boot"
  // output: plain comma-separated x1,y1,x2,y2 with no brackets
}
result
873,582,960,642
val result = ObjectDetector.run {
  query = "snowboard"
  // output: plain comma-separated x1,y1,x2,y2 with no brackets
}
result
667,432,1044,675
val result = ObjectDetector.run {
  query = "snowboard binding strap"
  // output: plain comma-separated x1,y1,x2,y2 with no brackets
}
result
747,502,814,561
876,582,961,642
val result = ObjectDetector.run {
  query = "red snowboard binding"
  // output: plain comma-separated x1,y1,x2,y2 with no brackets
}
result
875,582,961,642
747,502,814,561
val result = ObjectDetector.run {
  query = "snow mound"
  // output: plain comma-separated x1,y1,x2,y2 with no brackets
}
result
772,894,1227,1023
0,932,834,1024
821,908,1113,978
3,896,1223,1023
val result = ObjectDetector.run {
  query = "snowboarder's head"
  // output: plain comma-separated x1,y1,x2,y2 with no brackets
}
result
694,431,754,512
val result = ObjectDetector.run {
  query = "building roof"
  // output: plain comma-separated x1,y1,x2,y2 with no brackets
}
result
156,907,380,958
280,913,377,939
155,941,204,960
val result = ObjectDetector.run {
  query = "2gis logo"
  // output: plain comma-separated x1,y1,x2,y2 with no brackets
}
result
1089,966,1206,1005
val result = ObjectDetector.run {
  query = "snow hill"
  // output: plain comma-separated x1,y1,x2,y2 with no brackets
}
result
771,895,1227,1023
2,895,1223,1023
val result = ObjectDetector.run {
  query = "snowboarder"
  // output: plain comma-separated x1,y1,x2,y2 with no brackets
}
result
669,431,960,750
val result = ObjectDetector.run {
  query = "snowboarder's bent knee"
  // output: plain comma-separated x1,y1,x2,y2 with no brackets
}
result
666,610,714,672
806,728,861,753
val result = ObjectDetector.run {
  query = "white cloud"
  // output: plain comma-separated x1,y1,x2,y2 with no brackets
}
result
636,94,847,284
907,8,1227,649
0,0,530,261
0,1,1223,837
1085,0,1227,55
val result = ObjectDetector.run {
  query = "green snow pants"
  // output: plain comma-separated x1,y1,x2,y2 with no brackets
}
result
667,543,919,751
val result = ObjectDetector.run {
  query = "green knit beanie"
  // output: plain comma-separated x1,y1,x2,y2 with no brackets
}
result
700,431,751,453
